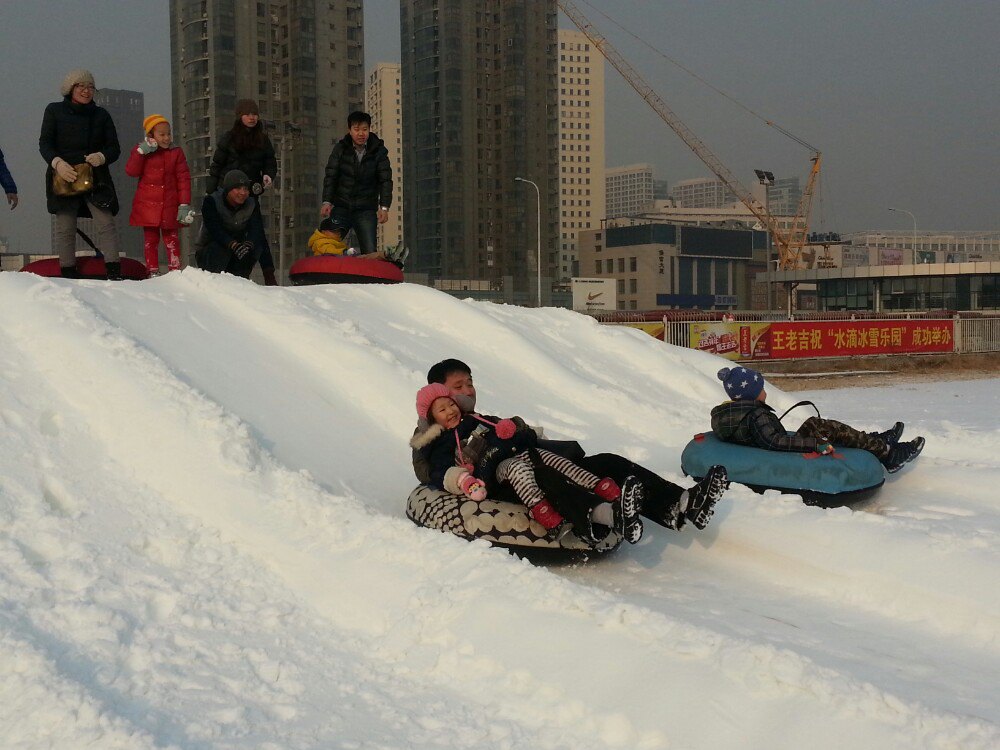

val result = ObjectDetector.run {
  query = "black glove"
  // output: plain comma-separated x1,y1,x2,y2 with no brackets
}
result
230,240,253,260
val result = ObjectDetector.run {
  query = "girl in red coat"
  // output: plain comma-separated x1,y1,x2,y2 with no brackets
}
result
126,114,193,274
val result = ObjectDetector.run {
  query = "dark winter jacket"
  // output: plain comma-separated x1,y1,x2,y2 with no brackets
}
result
321,133,392,211
0,147,16,194
710,399,822,453
206,128,277,194
126,145,192,229
194,190,274,274
39,97,121,216
410,414,537,494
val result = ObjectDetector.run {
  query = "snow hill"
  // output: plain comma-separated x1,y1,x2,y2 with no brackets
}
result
0,269,997,750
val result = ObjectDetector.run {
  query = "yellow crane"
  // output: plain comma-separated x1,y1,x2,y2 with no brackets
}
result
559,0,821,270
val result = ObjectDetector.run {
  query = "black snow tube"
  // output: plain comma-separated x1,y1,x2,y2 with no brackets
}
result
406,485,623,556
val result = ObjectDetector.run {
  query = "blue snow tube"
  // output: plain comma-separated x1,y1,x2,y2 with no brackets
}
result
406,485,622,557
681,431,884,507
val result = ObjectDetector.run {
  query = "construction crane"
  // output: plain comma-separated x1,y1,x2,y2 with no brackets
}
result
559,0,821,270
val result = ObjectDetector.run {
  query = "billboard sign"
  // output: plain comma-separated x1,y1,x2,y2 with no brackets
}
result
571,278,617,311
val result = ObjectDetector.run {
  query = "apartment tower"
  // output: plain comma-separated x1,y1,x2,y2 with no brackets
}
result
169,0,365,282
366,63,403,254
400,0,559,301
557,28,604,283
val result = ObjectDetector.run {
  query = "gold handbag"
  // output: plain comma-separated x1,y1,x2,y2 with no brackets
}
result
52,162,93,197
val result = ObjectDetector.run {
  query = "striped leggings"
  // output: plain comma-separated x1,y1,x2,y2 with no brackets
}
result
495,449,599,510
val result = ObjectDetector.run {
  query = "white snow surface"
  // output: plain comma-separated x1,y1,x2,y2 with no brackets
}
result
0,270,997,750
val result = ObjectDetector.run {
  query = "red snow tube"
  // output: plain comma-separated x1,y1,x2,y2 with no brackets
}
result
20,257,150,281
289,255,403,285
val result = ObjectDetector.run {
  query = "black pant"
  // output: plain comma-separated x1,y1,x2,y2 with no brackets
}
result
538,441,686,530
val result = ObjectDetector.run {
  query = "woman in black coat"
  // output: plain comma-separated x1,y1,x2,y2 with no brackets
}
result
206,99,277,194
39,69,123,279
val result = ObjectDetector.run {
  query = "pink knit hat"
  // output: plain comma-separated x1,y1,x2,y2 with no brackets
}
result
415,383,455,420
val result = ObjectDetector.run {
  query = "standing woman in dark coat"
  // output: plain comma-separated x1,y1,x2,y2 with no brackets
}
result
206,99,277,195
205,99,277,282
39,69,123,279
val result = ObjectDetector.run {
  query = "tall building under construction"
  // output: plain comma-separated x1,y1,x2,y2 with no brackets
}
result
168,0,365,282
400,0,559,302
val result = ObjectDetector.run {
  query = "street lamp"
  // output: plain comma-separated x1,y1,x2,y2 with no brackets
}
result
888,207,917,263
514,176,541,307
755,169,775,310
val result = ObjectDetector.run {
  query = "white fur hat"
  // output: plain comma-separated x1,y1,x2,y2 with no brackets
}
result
61,69,96,97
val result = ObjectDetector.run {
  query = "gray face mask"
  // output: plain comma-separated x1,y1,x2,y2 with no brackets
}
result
452,392,477,414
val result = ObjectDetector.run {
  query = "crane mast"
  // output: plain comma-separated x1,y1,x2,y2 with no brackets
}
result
558,0,820,269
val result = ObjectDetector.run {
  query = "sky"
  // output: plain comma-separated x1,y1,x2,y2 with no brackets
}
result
1,268,998,748
1,0,998,253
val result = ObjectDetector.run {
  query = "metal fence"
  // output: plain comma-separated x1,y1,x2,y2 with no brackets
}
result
955,316,1000,354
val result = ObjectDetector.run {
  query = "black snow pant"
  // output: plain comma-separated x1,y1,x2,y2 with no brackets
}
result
535,440,688,530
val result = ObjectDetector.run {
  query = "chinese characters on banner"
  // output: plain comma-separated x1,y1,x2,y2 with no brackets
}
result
690,320,954,361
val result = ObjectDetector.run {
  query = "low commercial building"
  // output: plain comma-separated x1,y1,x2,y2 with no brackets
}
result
578,222,766,310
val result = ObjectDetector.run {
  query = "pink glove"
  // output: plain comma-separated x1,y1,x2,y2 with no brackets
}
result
458,472,487,501
529,499,564,529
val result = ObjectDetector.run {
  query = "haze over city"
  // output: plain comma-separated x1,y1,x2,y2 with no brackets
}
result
1,0,997,254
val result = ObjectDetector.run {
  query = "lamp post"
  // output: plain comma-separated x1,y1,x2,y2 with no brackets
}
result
514,176,541,307
755,169,775,310
888,207,917,263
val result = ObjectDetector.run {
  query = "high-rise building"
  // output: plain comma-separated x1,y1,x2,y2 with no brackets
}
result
169,0,364,282
366,63,403,254
557,28,604,283
767,177,802,216
605,164,653,218
669,177,738,210
58,89,145,261
401,0,559,302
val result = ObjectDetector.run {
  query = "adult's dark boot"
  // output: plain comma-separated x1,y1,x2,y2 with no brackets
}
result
685,465,729,530
105,261,123,281
881,437,925,473
60,265,82,279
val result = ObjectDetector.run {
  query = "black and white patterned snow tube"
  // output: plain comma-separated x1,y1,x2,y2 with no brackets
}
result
406,485,623,553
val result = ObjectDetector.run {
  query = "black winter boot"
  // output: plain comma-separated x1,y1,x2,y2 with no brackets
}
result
869,421,904,445
685,465,729,530
105,261,123,281
60,265,82,279
616,476,645,544
881,437,925,473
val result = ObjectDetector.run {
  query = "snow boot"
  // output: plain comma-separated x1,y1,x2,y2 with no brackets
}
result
881,437,925,474
869,421,904,445
60,265,82,279
685,465,729,530
616,476,645,544
105,261,123,281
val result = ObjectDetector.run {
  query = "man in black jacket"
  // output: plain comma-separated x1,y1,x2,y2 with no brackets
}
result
320,112,392,255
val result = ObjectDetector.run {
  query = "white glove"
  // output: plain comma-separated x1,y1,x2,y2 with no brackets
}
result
52,158,78,182
136,138,158,156
84,152,106,167
262,175,273,189
177,204,196,225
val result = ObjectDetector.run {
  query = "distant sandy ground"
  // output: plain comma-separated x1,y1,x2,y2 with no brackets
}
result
756,352,1000,391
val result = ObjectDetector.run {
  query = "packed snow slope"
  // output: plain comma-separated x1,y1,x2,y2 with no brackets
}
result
1,269,997,750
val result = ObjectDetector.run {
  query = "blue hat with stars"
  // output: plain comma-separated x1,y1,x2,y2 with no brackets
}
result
717,366,764,400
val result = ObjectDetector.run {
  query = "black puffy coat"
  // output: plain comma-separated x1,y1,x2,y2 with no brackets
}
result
39,97,120,216
321,133,393,211
206,127,277,194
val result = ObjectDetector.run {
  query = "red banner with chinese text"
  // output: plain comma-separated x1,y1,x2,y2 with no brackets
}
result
690,320,954,360
765,320,953,359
